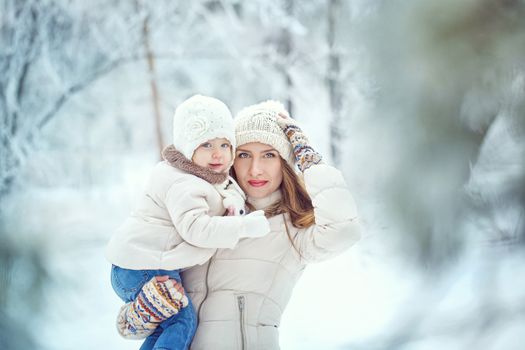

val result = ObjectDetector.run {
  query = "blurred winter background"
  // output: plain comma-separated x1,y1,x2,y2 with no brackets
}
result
1,0,524,349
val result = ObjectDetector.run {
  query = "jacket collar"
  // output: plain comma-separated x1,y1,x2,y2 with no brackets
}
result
247,190,282,210
162,144,228,184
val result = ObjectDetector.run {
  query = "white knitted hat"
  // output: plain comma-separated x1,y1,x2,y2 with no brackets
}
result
173,94,236,160
235,100,294,167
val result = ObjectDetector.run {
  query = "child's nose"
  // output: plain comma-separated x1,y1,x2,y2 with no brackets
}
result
212,149,222,159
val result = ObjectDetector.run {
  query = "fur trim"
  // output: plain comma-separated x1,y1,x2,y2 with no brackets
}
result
162,145,228,184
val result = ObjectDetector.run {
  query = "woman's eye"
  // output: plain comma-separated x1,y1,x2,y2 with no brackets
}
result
237,152,249,158
264,152,276,158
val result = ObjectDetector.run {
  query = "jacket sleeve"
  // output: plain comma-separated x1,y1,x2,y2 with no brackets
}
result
164,179,245,249
293,164,361,263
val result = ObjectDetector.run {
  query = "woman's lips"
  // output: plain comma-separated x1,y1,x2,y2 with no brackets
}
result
248,180,268,187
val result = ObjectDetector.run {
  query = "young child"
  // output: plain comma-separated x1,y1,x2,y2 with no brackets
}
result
105,94,270,350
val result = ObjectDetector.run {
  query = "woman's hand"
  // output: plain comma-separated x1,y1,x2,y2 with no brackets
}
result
276,113,323,172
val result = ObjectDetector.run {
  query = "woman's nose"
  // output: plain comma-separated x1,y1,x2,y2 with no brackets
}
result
249,159,262,176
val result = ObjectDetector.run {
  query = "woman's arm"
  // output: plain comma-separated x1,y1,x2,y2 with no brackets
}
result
294,163,361,262
276,114,361,262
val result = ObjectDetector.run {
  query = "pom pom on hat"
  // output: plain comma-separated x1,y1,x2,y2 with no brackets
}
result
173,94,236,160
234,100,295,167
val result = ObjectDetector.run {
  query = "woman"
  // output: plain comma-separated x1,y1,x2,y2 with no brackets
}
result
181,100,361,349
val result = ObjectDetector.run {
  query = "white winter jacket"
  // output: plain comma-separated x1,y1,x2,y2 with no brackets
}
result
182,163,361,349
105,148,251,271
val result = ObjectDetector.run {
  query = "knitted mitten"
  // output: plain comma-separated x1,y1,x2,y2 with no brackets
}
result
276,118,323,172
116,277,189,339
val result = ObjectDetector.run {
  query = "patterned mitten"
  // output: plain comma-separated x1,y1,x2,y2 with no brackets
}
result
276,118,323,172
214,176,247,216
116,277,189,339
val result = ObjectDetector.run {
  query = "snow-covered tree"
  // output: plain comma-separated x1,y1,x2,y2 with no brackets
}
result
342,0,525,347
0,0,149,195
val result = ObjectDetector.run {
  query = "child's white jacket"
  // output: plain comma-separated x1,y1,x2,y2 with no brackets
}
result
105,150,248,271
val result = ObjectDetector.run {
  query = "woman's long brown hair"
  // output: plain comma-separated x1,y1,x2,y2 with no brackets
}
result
266,158,315,228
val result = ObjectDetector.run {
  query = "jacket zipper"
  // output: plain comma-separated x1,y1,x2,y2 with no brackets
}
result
237,295,247,350
197,255,214,322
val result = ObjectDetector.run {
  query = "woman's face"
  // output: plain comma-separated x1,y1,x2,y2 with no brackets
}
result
233,142,283,198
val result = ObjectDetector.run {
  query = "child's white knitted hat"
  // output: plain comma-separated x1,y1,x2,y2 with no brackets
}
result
234,100,294,167
173,94,235,160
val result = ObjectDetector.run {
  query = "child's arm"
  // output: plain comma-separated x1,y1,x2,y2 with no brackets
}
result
165,182,269,249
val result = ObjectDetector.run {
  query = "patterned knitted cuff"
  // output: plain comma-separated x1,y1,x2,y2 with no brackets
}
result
117,302,157,339
115,277,189,339
282,124,323,172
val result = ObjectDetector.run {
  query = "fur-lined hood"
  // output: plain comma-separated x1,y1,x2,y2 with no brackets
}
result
162,144,228,184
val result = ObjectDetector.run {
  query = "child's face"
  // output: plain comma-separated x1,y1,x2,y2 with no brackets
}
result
192,138,233,173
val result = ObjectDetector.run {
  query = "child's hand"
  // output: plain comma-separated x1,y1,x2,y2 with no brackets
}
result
238,210,271,238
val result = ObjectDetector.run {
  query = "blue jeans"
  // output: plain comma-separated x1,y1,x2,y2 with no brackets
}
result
111,265,197,350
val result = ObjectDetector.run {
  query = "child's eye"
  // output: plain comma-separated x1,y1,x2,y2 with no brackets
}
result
201,142,211,148
221,143,231,148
